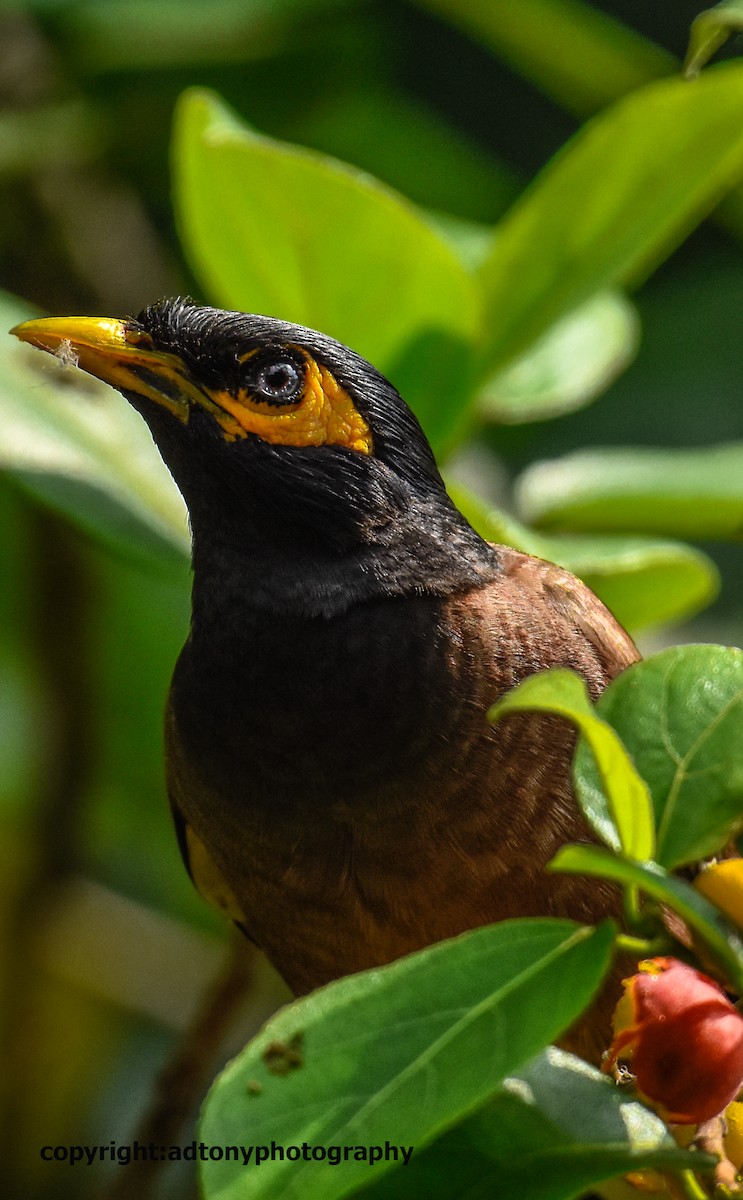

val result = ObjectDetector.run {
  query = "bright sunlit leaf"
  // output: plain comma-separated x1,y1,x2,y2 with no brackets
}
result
575,645,743,868
488,669,655,860
477,64,743,374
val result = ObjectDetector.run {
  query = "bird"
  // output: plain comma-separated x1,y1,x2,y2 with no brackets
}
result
12,298,639,1056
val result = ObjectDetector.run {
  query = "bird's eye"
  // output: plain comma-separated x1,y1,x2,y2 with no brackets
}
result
252,354,304,405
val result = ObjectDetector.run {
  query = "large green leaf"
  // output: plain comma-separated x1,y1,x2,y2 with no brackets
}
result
477,289,639,424
173,89,479,448
476,63,743,374
361,1048,705,1200
416,0,743,265
488,670,654,859
198,919,614,1200
574,645,743,869
447,483,719,630
516,442,743,538
0,291,188,564
294,88,521,229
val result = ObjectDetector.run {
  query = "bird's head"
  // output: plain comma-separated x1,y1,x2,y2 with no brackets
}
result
12,299,496,614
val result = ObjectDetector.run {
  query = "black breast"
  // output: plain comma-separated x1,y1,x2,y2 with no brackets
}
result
169,591,474,814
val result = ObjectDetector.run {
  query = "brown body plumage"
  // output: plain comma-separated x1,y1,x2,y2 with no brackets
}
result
12,300,638,1058
167,547,637,997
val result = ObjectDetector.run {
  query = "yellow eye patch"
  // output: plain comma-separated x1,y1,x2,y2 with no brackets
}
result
207,351,373,455
9,317,374,456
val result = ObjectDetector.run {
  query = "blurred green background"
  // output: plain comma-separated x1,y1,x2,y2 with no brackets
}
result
1,2,743,1198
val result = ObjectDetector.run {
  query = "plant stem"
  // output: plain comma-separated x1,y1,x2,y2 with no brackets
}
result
623,883,645,929
614,933,671,958
667,1170,710,1200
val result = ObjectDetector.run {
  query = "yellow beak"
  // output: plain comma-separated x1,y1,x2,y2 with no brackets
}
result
11,315,211,422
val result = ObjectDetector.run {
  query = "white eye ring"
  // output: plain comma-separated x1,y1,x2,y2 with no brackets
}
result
254,357,303,405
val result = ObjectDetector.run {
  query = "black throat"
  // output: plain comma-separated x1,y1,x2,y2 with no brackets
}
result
128,394,501,622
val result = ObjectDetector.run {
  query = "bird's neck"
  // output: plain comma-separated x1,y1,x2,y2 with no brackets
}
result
175,479,502,809
188,491,499,623
172,576,489,809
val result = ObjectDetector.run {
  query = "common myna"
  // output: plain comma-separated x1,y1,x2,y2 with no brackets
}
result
12,300,639,1054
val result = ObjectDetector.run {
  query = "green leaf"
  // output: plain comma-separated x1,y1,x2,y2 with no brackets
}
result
294,89,521,230
198,919,615,1200
516,442,743,538
551,845,743,992
575,645,743,869
447,482,719,631
477,289,639,423
488,670,655,860
476,63,743,374
427,212,498,274
685,2,743,79
0,291,188,565
553,534,719,632
361,1047,703,1200
173,88,479,448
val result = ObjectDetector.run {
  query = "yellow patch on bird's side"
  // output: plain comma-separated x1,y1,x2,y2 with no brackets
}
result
185,823,246,924
209,352,373,454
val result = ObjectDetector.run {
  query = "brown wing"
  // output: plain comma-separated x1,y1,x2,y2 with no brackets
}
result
488,543,640,687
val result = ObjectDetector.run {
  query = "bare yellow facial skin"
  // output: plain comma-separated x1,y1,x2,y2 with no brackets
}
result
11,317,374,456
210,350,373,454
